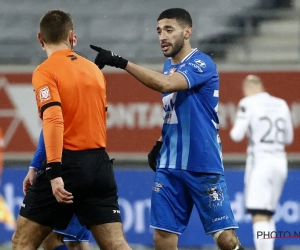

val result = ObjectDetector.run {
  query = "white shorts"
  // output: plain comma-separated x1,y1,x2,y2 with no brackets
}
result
244,153,287,213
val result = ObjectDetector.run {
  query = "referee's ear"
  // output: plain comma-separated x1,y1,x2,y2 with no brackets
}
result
68,30,76,48
37,33,45,51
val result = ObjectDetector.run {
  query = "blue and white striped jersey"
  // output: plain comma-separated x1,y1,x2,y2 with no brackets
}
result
157,49,224,174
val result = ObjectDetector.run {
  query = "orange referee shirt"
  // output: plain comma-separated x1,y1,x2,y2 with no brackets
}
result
32,49,107,163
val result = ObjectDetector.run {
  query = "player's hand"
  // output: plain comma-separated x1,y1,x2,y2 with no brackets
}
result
90,45,128,70
23,168,37,195
50,177,73,204
147,141,163,172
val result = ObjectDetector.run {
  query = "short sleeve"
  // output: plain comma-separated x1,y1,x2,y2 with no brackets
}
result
32,69,61,118
177,56,217,89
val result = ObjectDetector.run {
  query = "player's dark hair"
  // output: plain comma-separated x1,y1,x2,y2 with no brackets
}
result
40,9,74,44
157,8,192,27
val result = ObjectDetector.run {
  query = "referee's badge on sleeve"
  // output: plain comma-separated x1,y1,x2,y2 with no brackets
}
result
39,86,51,103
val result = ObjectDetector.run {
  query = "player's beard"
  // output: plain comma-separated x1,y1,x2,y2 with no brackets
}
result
163,36,185,58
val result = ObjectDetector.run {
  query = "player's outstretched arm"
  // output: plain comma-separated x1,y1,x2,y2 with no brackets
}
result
125,62,188,93
90,45,188,93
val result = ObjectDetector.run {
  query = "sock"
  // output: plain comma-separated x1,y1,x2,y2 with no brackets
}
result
253,221,275,250
53,244,68,250
269,218,276,233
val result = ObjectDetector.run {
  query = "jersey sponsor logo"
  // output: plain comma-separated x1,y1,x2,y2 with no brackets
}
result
206,185,224,210
188,62,203,72
162,93,178,124
113,209,120,214
39,86,51,103
194,59,206,68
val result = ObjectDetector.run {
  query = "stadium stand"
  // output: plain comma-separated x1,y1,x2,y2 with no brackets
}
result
0,0,264,64
226,0,300,64
0,0,297,65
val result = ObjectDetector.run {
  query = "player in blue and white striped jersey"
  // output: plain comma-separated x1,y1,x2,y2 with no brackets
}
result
23,130,90,250
90,7,244,250
158,49,223,174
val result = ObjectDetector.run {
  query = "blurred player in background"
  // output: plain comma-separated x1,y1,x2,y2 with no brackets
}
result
23,130,90,250
12,9,131,250
90,7,245,250
230,75,294,250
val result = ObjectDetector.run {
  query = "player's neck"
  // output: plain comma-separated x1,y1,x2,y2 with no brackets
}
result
171,43,193,64
45,43,71,58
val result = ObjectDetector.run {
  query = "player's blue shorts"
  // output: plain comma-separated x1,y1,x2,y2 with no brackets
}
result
53,214,90,242
150,168,238,234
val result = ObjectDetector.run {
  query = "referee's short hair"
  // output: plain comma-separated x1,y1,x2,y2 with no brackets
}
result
39,9,74,44
157,8,192,28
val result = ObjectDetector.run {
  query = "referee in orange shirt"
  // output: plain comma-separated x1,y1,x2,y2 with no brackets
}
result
12,10,131,250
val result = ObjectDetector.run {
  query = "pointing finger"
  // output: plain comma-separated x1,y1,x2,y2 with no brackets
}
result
90,45,102,52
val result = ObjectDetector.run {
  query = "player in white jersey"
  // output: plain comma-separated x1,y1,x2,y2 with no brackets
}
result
230,75,294,250
90,7,245,250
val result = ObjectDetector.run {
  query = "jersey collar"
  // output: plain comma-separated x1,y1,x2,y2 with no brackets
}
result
181,48,198,63
50,49,73,58
168,48,198,66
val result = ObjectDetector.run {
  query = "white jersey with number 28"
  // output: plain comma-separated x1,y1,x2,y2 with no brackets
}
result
230,92,293,156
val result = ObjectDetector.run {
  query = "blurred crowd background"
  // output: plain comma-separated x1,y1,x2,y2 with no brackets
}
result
0,0,299,249
0,0,298,66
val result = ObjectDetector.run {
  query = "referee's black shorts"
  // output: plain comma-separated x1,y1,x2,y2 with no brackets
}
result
20,148,122,230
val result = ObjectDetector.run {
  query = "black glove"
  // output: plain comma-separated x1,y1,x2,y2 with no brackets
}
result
90,45,128,70
147,141,163,172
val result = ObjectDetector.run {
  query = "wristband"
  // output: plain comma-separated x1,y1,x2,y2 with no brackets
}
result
46,162,62,180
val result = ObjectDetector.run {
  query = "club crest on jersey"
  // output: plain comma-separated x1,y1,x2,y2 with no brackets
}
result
169,68,176,75
39,86,51,102
206,185,224,210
